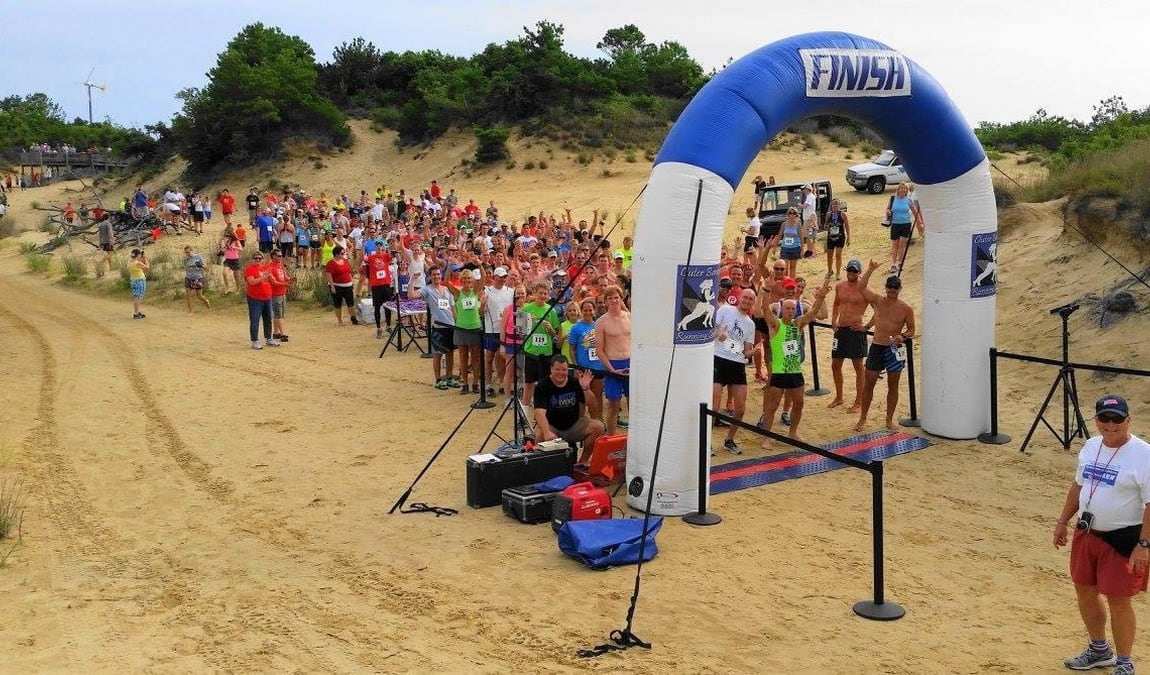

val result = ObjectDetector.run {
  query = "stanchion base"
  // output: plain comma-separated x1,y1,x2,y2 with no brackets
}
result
899,418,921,428
805,387,831,397
471,400,496,410
852,600,905,621
682,512,722,526
978,432,1012,445
420,352,435,359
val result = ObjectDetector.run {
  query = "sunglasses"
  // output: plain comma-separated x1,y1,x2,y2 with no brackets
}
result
252,256,264,260
1097,413,1126,424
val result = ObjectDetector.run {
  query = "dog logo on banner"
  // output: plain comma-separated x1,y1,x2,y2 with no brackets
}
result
970,232,997,298
674,264,719,345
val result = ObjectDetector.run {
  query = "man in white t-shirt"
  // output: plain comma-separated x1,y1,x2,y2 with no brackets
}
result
482,267,515,397
800,184,818,258
1054,394,1150,674
712,288,756,455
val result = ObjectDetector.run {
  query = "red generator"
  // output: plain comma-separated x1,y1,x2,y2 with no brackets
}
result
551,482,612,533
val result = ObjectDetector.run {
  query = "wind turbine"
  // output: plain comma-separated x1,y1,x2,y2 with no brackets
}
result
82,67,106,125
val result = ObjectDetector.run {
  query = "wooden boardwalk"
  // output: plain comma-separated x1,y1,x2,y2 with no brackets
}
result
18,151,131,172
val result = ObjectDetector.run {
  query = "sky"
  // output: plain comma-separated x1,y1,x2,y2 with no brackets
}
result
5,0,1148,131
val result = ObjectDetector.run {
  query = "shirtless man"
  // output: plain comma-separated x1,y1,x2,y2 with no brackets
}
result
854,261,916,432
595,285,631,435
828,259,871,412
760,281,831,449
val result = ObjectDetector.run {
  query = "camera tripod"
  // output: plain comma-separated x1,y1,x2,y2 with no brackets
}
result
1019,303,1088,452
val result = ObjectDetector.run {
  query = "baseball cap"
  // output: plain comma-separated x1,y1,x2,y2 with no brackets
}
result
1096,395,1129,420
781,277,798,289
552,269,567,276
801,184,812,190
614,252,625,260
547,250,558,258
885,275,902,289
846,259,862,273
493,266,508,277
719,278,733,288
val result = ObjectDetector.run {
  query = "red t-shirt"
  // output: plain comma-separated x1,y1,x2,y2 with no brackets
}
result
268,261,289,297
325,258,354,285
429,183,441,199
463,203,480,217
245,263,272,300
218,194,235,214
364,252,393,287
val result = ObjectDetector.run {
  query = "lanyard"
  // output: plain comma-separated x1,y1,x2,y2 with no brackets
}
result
1083,441,1126,511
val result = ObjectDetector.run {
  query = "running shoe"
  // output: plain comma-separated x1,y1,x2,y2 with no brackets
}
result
1064,645,1116,670
781,412,792,427
251,341,263,350
724,439,742,455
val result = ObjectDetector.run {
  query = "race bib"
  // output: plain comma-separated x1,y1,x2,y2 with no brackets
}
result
831,338,839,351
725,339,741,354
829,225,841,236
782,340,800,357
437,298,449,311
531,334,548,347
891,344,907,362
375,269,386,280
461,297,478,310
783,236,798,247
587,347,598,361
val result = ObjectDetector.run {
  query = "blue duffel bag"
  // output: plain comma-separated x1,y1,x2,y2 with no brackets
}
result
557,517,663,570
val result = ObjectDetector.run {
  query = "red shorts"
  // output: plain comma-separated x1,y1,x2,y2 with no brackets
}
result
1070,530,1148,597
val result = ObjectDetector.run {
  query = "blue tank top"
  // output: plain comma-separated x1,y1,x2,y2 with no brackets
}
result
780,222,801,253
891,196,913,225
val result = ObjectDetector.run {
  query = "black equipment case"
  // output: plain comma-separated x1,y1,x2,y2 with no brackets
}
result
501,484,562,524
466,446,574,508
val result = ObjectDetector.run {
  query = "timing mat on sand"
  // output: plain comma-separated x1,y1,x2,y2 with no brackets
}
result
710,430,932,495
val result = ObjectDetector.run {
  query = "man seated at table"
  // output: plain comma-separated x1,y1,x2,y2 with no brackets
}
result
533,354,604,462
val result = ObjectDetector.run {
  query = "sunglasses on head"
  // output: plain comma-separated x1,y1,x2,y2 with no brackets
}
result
1097,413,1126,424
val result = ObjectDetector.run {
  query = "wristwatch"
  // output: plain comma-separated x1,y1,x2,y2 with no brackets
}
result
1138,539,1150,549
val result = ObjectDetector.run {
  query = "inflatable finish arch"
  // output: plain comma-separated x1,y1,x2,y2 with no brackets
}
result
628,32,996,515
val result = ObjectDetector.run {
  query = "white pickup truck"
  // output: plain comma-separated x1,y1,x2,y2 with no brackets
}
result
845,150,909,194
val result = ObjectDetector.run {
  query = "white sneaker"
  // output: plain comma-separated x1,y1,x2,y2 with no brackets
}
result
265,338,281,347
251,341,263,350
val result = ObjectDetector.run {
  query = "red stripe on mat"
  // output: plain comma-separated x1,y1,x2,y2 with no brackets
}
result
711,432,913,481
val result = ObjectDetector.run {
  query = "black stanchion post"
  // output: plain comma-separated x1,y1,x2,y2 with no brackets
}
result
805,321,830,396
978,347,1012,445
471,332,494,410
683,403,721,526
898,337,920,428
420,308,434,359
852,461,905,621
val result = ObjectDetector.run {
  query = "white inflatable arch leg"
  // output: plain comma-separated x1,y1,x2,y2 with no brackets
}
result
627,32,996,515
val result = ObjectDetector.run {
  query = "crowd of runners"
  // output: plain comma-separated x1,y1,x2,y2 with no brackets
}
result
113,175,921,453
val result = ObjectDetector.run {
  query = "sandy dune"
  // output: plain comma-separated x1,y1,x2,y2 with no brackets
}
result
0,126,1147,673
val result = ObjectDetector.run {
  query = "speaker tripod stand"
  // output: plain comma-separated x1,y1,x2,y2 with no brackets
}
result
1019,303,1088,452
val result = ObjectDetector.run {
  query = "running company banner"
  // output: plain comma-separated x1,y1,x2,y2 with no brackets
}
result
970,231,998,298
673,264,719,345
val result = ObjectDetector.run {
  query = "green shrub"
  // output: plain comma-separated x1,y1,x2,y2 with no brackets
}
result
523,161,535,170
0,216,18,238
576,153,593,165
25,253,49,273
504,159,517,170
537,160,548,170
371,106,402,130
61,254,88,281
802,134,821,152
825,125,860,148
986,149,1005,161
474,125,510,164
149,249,173,265
624,151,637,163
0,478,24,540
